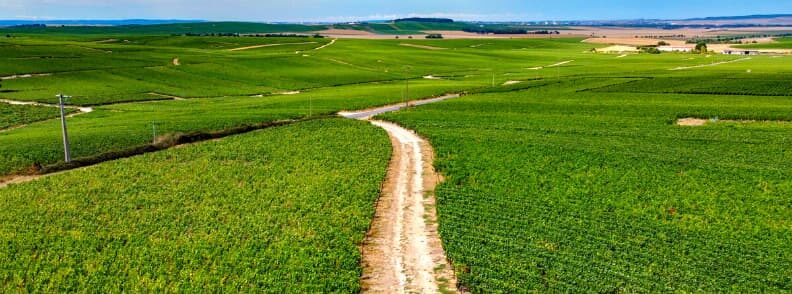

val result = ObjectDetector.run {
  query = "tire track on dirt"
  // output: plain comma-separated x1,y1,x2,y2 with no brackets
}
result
340,94,461,293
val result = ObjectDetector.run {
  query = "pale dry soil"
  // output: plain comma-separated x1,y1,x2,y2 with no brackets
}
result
677,117,792,126
399,43,447,50
0,98,93,113
669,57,751,71
360,121,458,293
227,42,318,51
339,96,462,293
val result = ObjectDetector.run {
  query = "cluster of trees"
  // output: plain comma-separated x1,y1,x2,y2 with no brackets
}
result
170,33,323,38
464,28,561,35
425,34,443,39
8,24,46,28
640,47,661,54
693,42,708,54
174,32,242,37
259,33,324,38
635,34,686,39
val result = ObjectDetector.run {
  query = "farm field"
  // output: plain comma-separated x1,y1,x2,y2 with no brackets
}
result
0,23,790,293
0,118,391,292
735,37,792,49
381,67,792,291
0,103,71,130
0,36,614,175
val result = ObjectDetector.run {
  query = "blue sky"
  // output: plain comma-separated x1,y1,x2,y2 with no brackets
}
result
1,0,790,22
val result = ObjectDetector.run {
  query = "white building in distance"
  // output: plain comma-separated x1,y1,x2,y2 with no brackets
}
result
658,46,694,52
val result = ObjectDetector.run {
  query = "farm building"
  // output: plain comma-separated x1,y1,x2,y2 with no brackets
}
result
722,49,761,55
595,45,639,53
658,45,693,52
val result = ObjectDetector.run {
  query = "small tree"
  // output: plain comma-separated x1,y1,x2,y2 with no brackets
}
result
657,41,669,46
640,46,661,54
695,42,707,54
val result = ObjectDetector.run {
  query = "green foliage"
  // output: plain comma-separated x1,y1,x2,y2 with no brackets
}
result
0,37,596,175
0,103,71,129
591,75,792,96
0,33,790,292
694,41,708,53
735,37,792,49
0,118,391,292
641,46,661,54
382,85,792,292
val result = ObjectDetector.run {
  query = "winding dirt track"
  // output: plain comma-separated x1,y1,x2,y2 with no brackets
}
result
227,42,318,51
340,94,461,293
0,98,94,113
669,57,752,71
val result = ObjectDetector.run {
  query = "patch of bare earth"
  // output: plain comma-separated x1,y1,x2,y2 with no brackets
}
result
0,175,42,188
1,73,51,80
584,37,686,46
361,120,459,293
313,29,388,39
678,117,792,126
399,43,447,50
227,42,317,51
677,118,709,126
149,92,185,100
669,57,751,71
423,30,582,39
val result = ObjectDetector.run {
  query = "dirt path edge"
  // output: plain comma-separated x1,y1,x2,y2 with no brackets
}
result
358,119,461,293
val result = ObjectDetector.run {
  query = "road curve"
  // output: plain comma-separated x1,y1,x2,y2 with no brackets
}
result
340,94,461,293
339,94,459,120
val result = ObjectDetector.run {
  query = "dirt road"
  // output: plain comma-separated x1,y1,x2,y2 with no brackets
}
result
340,94,461,293
313,39,337,50
227,42,317,51
669,57,751,70
0,98,94,113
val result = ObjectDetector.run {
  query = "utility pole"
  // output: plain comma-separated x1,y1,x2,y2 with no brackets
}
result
57,94,72,163
404,65,411,107
152,121,157,143
492,71,495,87
405,78,409,107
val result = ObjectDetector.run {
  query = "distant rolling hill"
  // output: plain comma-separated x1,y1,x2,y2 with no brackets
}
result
0,19,203,27
0,14,789,36
0,21,325,34
671,14,792,26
